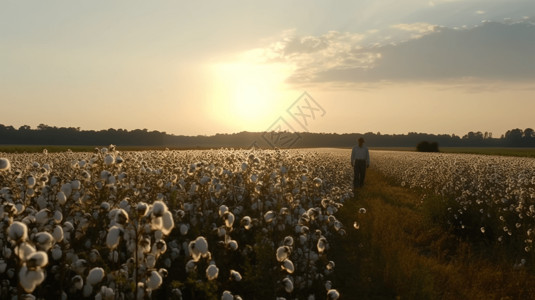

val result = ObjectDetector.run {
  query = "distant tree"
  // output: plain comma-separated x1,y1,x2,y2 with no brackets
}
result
523,128,534,139
416,141,439,152
504,128,523,146
523,128,535,146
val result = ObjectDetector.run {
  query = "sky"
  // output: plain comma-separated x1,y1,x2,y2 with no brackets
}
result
1,0,535,137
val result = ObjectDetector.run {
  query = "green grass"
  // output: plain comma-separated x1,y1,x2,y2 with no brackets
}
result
332,169,535,299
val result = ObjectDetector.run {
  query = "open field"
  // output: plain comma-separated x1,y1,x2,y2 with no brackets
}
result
370,146,535,158
1,148,534,299
3,145,535,158
0,145,221,153
440,147,535,158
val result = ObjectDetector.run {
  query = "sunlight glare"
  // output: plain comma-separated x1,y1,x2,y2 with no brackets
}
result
209,61,292,130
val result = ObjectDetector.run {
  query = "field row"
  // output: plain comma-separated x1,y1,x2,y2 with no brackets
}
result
372,150,535,260
0,148,353,299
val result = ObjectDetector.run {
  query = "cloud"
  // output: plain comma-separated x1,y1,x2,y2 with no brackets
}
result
391,22,439,34
251,21,535,85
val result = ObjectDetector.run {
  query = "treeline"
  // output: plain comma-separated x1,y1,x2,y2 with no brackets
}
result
1,124,535,148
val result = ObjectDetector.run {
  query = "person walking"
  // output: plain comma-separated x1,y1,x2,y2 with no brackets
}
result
351,137,370,189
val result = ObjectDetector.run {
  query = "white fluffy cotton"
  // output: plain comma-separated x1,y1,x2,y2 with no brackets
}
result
146,270,162,291
8,221,28,241
87,267,105,286
206,264,219,280
19,265,45,293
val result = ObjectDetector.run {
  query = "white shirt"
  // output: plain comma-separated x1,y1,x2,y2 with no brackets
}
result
351,145,370,166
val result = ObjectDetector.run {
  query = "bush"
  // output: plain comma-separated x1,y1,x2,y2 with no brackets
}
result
416,141,439,152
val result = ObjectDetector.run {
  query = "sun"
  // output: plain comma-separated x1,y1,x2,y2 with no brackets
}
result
209,61,292,130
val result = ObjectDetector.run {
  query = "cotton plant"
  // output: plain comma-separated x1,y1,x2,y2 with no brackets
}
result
103,198,174,298
0,147,352,298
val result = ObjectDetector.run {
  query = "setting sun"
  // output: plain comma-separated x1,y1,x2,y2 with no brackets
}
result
209,61,293,130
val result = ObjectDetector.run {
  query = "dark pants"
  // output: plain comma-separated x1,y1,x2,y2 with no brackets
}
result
353,159,367,188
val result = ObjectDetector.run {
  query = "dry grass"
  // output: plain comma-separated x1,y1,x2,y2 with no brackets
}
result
332,169,535,299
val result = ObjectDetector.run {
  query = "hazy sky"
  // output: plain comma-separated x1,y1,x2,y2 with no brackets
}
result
2,0,534,136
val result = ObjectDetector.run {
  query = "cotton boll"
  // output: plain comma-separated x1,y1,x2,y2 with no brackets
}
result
15,202,25,215
276,246,290,262
106,175,116,186
327,289,340,300
217,227,226,237
15,242,36,261
8,221,28,242
146,254,156,269
179,224,189,235
89,249,100,263
241,216,253,230
317,237,327,254
57,191,67,205
61,183,72,198
35,209,51,225
139,237,151,254
53,210,63,223
152,240,167,256
223,212,235,228
34,232,55,251
96,286,115,300
83,283,93,297
0,158,11,171
282,259,295,274
283,236,294,247
185,259,196,273
282,277,294,293
219,205,229,216
161,210,174,235
326,261,335,274
151,216,163,231
70,180,81,190
136,202,149,217
228,240,238,251
230,269,242,281
2,246,12,259
26,175,36,188
86,267,105,286
113,209,129,226
53,225,64,243
72,275,84,290
146,270,162,291
136,282,145,300
19,265,45,293
188,242,201,262
264,211,275,223
193,236,208,255
222,291,233,300
26,251,48,268
324,280,332,290
206,264,219,280
51,245,62,261
152,201,168,217
104,154,115,166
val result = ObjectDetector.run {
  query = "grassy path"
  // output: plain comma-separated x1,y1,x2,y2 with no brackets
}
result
332,169,535,299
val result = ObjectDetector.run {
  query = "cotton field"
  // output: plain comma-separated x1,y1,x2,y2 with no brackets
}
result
0,147,354,299
372,150,535,257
